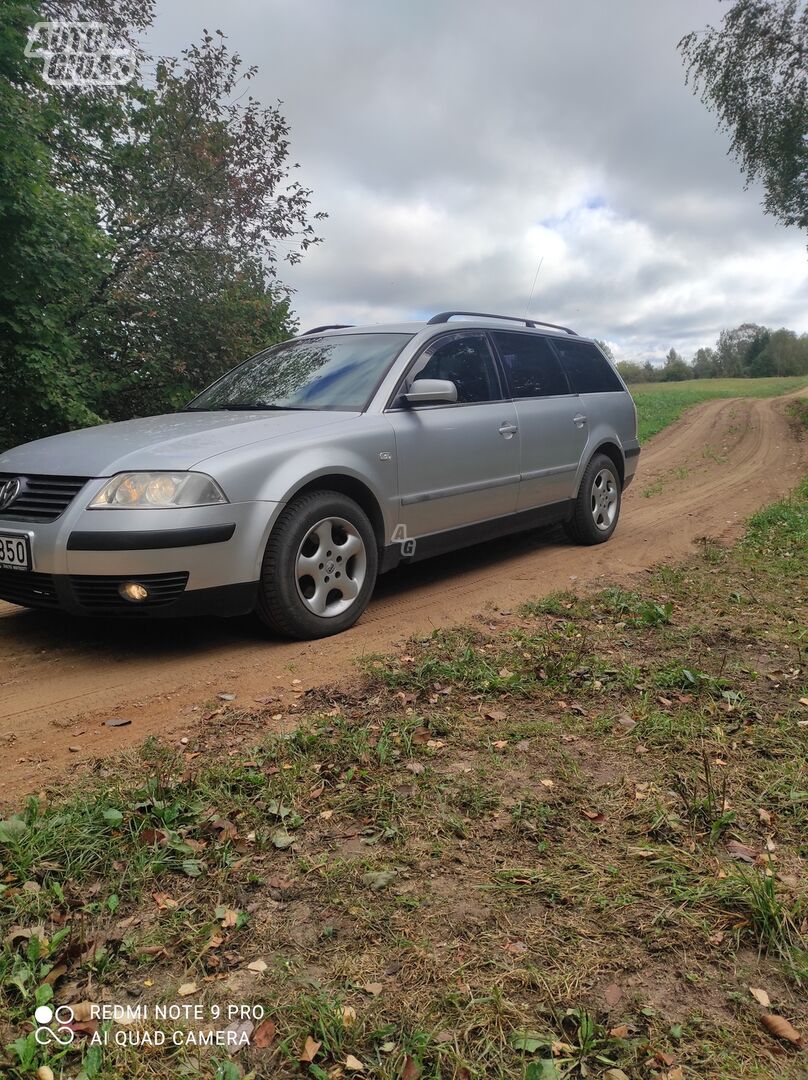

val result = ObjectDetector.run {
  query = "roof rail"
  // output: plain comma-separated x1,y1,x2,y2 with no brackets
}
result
427,311,577,335
299,324,354,335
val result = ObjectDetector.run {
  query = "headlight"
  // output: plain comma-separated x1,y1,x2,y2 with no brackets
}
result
88,472,228,509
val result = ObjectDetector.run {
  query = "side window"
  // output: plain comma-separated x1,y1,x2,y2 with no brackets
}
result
408,333,501,404
491,331,569,398
551,339,623,393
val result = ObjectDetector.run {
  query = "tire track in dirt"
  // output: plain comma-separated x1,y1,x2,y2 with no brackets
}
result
0,388,805,801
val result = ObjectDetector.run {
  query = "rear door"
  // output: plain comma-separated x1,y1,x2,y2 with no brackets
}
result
490,330,587,509
386,331,520,538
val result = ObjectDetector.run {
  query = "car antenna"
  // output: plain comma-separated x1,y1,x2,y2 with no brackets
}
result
524,255,544,320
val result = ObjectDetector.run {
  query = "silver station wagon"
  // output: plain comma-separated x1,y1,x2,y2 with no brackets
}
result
0,312,640,638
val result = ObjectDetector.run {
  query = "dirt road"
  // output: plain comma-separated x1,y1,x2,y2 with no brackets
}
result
1,389,806,801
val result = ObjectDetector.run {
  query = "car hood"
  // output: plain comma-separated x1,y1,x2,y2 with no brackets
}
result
0,410,359,477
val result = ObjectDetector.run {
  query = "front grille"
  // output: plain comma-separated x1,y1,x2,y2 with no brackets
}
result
0,474,90,523
70,572,189,612
0,569,59,608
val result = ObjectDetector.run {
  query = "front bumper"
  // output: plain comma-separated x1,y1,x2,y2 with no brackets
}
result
0,482,278,617
0,568,258,617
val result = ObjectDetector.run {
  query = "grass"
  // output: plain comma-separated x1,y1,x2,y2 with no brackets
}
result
2,486,808,1078
629,376,808,442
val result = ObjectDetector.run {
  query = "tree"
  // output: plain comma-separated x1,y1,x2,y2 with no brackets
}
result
691,346,717,378
1,1,324,445
615,360,646,383
679,1,808,238
714,323,766,376
0,2,111,449
595,339,615,361
660,348,692,381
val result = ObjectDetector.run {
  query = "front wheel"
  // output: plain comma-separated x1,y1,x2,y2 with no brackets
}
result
256,491,378,639
565,453,622,545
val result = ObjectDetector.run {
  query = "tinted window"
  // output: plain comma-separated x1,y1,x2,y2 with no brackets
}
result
187,333,411,412
551,339,623,393
492,331,569,398
410,333,501,404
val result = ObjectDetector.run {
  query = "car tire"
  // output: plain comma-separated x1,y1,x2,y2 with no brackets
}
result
255,490,378,639
565,453,622,545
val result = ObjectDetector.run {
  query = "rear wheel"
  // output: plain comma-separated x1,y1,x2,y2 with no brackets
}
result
565,453,622,545
256,490,378,639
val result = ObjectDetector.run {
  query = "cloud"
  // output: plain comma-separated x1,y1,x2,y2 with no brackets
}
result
146,0,808,362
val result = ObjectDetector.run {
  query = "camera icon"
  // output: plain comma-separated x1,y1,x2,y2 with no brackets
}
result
34,1004,75,1046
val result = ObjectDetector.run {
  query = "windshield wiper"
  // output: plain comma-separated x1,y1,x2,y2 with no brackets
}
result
185,404,307,412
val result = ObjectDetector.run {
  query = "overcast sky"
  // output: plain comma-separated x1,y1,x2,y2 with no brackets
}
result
147,0,808,364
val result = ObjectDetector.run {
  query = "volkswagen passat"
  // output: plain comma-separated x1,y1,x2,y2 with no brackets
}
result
0,312,639,638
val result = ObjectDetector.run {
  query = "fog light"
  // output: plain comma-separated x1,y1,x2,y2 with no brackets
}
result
119,582,149,602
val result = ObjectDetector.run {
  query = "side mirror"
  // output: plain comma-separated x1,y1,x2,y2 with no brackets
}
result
402,378,458,405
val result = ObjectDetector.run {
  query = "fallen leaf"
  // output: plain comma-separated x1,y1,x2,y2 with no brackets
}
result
271,828,294,850
434,1030,453,1043
253,1018,276,1048
71,1002,96,1022
760,1013,803,1046
604,1071,630,1080
342,1005,357,1026
492,740,508,749
345,1054,365,1071
220,909,239,929
299,1035,321,1062
604,982,623,1007
177,982,197,997
609,1024,630,1038
401,1055,421,1079
405,761,425,775
616,713,637,731
539,778,555,789
153,892,179,910
581,808,605,822
726,840,757,864
799,697,808,707
749,986,771,1007
484,709,507,722
247,959,268,973
362,870,397,890
758,808,772,826
362,982,383,996
224,1019,253,1052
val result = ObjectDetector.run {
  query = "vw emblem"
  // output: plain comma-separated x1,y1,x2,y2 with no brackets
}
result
0,478,21,510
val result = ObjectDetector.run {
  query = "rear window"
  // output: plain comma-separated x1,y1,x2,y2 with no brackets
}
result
491,331,569,398
551,339,623,393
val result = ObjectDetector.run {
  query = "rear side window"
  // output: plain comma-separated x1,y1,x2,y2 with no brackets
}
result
491,331,569,398
551,339,623,393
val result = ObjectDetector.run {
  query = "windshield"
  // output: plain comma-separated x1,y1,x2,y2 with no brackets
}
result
186,333,412,412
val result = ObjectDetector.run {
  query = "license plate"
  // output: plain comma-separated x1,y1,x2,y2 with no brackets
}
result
0,533,31,571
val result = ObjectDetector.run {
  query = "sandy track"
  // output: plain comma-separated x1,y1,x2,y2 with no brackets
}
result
1,389,806,801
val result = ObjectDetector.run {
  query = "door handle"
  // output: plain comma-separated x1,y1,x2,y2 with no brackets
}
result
573,413,588,427
498,422,518,438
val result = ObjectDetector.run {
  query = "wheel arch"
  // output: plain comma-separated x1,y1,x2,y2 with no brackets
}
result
287,474,386,553
583,440,625,489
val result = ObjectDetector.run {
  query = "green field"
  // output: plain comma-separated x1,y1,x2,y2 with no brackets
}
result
630,376,808,443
